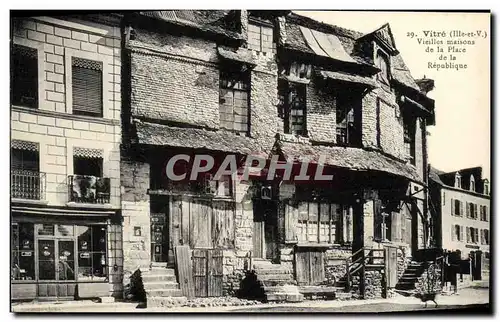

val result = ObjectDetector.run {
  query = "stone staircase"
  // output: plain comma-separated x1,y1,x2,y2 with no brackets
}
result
395,261,426,291
142,263,186,307
252,259,304,302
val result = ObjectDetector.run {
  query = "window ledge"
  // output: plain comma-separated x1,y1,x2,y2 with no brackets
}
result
11,198,48,206
66,202,115,209
11,105,118,125
296,243,335,249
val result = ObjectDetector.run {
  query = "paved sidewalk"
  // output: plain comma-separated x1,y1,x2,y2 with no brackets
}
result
11,286,489,313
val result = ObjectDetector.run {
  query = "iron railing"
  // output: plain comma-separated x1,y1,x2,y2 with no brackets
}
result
68,175,110,204
11,169,46,200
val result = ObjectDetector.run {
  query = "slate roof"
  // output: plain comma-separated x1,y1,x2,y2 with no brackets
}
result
285,13,424,94
277,141,422,182
318,70,377,88
134,120,267,155
139,10,243,40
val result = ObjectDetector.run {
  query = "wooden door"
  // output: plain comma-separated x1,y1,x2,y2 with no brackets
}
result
192,249,208,297
385,246,398,288
207,249,223,297
295,248,325,285
192,249,223,297
253,221,264,258
175,245,194,299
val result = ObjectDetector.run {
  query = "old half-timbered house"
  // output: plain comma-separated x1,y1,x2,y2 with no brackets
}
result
10,14,123,300
120,11,436,303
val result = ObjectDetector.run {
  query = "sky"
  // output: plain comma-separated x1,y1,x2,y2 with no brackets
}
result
296,11,491,180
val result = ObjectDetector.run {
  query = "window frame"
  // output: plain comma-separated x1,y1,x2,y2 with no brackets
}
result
11,37,45,110
64,48,113,119
219,68,250,135
375,49,391,85
278,80,307,136
11,44,39,109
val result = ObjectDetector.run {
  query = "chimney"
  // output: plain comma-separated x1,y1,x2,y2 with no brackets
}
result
415,76,435,95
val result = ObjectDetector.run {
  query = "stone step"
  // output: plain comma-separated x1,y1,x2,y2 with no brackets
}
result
334,292,353,300
144,268,176,275
258,273,295,281
151,262,169,268
145,288,183,297
254,268,293,275
143,282,180,291
141,274,177,283
298,285,341,295
266,292,304,302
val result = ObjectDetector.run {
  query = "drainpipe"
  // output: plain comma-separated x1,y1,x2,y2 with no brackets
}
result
422,117,429,249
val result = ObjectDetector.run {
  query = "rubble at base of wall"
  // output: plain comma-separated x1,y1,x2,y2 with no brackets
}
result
147,296,262,308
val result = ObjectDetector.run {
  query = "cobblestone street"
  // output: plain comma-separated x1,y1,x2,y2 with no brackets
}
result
12,286,490,313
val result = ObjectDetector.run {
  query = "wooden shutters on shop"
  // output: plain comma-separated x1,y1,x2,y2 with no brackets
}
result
192,249,223,297
284,201,298,243
170,197,235,249
72,57,103,117
295,248,325,285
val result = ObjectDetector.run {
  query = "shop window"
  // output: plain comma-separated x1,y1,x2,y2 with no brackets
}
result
72,57,103,117
11,44,38,108
296,202,351,244
77,225,107,281
278,80,307,136
11,223,35,281
219,69,250,135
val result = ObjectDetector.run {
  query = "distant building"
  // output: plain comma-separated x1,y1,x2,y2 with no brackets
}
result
429,166,490,263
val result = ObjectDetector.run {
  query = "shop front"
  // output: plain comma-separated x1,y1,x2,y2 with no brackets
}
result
11,208,121,301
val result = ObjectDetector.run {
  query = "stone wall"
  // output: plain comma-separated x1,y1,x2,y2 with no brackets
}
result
121,160,151,276
306,81,336,144
11,16,121,207
324,247,351,286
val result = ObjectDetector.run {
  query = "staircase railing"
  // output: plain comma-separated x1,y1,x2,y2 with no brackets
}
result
345,247,386,297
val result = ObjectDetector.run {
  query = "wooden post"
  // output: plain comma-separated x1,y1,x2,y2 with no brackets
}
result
361,249,366,298
383,247,387,298
345,259,350,292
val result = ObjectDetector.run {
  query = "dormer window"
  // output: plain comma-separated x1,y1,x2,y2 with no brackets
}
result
483,179,489,196
469,175,475,192
376,50,390,85
455,172,461,189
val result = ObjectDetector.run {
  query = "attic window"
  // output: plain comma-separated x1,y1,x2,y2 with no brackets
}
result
455,172,461,189
483,180,489,196
376,50,390,85
247,21,274,54
470,175,475,192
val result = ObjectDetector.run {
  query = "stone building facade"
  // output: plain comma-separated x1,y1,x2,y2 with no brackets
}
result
429,166,490,262
10,14,123,300
120,10,437,300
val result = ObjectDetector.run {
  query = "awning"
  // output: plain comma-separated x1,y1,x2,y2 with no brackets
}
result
134,120,266,155
299,26,357,64
278,141,422,183
318,70,377,88
11,205,117,216
217,47,256,67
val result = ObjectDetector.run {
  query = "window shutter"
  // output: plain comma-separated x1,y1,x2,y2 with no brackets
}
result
460,226,464,242
474,204,478,219
72,57,103,117
466,227,471,243
480,229,485,245
451,198,454,216
284,201,298,243
466,202,470,218
451,224,456,241
486,206,489,221
460,201,464,216
474,228,479,244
